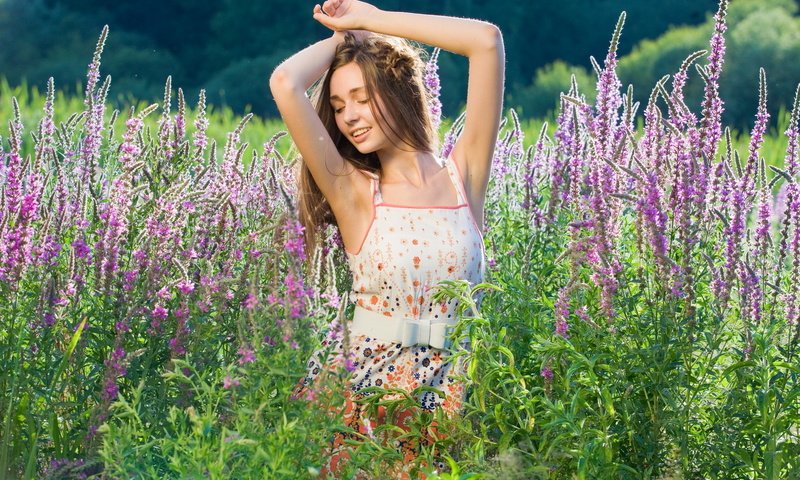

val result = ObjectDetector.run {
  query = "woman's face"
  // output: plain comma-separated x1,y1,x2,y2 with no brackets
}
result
329,62,393,155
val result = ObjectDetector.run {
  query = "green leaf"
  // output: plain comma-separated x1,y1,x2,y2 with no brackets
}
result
601,386,616,417
722,360,757,378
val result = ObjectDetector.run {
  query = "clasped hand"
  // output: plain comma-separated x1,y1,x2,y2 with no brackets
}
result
313,0,376,32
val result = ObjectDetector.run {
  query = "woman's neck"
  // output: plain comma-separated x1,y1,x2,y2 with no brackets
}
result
377,150,440,187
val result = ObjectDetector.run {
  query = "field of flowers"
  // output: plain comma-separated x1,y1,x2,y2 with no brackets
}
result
2,1,799,478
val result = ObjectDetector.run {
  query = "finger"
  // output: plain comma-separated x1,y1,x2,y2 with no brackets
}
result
325,0,343,17
322,0,336,16
313,11,340,30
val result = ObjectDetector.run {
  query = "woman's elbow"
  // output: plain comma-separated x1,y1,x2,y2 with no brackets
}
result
269,68,292,96
479,23,503,54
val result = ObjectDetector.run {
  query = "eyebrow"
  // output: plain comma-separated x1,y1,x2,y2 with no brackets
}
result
330,86,366,102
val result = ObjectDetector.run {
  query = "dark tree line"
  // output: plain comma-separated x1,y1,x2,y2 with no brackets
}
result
2,0,798,127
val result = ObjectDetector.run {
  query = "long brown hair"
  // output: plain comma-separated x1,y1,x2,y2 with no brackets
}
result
298,33,436,257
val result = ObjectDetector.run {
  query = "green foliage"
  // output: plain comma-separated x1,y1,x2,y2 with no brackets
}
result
617,25,710,114
724,5,800,128
509,61,596,119
204,55,285,117
97,354,344,479
3,98,799,478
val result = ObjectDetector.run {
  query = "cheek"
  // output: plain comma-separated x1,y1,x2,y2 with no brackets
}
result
370,103,393,131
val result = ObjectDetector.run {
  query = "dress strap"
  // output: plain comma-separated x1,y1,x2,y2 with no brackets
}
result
371,176,383,204
360,169,383,204
443,156,469,205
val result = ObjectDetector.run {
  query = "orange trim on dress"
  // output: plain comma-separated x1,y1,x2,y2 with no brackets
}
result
375,202,468,210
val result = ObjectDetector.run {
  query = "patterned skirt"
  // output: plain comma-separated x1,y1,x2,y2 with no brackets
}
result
293,333,468,478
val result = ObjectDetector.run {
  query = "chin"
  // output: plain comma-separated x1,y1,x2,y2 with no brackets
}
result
352,142,377,155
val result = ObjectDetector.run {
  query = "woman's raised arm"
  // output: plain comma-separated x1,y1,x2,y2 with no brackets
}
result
269,29,364,213
314,0,505,222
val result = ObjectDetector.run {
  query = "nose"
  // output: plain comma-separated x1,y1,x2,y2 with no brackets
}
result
343,102,360,124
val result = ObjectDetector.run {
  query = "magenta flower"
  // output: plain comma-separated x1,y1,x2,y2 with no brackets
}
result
122,270,138,291
540,364,554,382
241,293,259,310
156,286,173,300
72,238,91,259
101,346,127,404
223,375,240,389
177,279,195,295
194,90,209,152
150,305,169,320
238,345,256,364
345,357,356,373
553,287,571,338
554,318,570,338
284,219,306,261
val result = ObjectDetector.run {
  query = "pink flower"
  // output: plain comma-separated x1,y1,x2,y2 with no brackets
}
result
71,238,91,259
345,357,356,372
156,286,173,300
195,299,210,313
238,345,255,364
241,293,258,310
541,364,554,382
321,292,341,309
223,375,240,389
150,305,169,320
177,279,195,295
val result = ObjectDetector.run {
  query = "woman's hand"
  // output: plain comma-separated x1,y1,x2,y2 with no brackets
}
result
313,0,377,32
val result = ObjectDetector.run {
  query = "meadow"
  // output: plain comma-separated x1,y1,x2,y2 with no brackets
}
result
1,1,799,478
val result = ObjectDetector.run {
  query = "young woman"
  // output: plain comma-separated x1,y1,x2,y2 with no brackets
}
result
269,0,504,475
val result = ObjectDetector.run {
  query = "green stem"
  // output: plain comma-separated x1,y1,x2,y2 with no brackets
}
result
23,318,87,477
0,294,21,477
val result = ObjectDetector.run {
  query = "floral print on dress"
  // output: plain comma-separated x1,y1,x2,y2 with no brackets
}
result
294,156,485,477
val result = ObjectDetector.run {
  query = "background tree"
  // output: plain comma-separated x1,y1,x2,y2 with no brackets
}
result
3,0,799,126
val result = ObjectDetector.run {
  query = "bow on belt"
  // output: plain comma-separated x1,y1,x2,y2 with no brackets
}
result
350,307,455,349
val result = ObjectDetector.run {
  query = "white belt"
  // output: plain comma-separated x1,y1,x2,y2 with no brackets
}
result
349,307,456,350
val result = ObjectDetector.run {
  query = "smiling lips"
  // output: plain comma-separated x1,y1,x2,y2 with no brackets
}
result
351,127,371,143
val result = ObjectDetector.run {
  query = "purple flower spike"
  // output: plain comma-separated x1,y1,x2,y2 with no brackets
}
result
193,90,209,153
424,48,443,132
700,0,728,162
